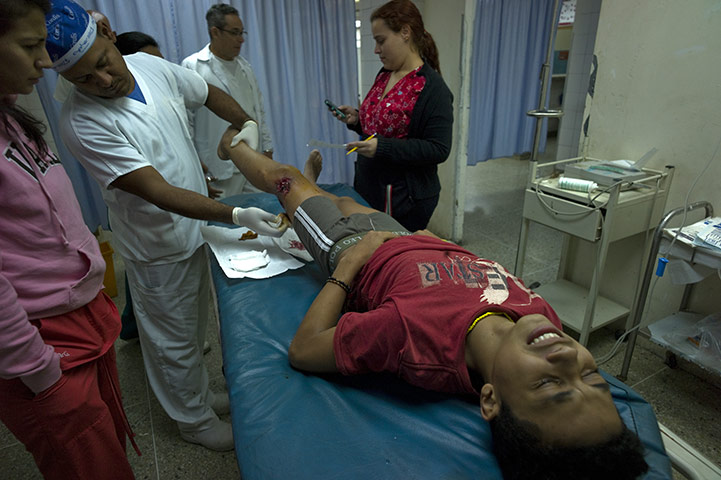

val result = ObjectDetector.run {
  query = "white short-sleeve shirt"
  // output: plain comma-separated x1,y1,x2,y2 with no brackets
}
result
60,53,210,264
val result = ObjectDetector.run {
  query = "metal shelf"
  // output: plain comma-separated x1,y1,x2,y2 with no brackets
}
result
647,311,721,377
535,280,629,333
515,159,674,345
619,202,717,380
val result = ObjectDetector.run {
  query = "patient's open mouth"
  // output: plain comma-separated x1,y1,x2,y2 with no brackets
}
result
527,326,563,345
530,332,560,345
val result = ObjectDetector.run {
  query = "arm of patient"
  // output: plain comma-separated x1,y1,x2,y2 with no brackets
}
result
288,231,399,373
413,229,440,239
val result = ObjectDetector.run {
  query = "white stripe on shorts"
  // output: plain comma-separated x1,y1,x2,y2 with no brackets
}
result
295,205,334,252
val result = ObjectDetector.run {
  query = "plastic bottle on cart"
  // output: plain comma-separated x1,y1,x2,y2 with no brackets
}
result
558,176,598,193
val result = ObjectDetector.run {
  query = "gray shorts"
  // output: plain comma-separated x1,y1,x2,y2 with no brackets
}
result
292,196,410,276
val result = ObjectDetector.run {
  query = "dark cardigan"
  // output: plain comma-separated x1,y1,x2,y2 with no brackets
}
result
349,63,454,209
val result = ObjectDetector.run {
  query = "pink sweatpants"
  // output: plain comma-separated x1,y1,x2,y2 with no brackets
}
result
0,347,136,479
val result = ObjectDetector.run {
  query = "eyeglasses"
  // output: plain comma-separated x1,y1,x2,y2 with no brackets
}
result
218,28,247,38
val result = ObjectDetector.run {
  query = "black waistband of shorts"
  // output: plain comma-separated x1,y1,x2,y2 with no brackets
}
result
327,230,411,272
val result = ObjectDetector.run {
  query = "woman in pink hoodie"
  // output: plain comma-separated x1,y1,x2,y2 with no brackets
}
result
0,1,135,478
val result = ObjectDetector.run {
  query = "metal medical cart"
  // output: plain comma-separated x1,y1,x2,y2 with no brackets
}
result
514,157,675,345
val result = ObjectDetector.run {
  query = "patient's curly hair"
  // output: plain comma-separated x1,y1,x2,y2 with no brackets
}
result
489,403,649,480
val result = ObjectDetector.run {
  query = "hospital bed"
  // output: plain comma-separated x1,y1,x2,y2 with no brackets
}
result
210,184,673,479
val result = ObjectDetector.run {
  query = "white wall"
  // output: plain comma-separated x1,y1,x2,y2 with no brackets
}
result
565,0,721,322
357,0,386,104
557,0,602,160
14,92,59,157
422,0,468,240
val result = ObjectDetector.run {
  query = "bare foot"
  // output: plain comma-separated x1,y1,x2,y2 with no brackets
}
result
303,149,323,182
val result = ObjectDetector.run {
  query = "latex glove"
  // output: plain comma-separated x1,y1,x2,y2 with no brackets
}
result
232,206,287,237
229,120,259,151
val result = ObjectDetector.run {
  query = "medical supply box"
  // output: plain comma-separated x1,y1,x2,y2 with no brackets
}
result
564,160,648,186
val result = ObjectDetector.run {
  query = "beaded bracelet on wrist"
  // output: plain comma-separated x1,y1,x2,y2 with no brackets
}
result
326,277,351,294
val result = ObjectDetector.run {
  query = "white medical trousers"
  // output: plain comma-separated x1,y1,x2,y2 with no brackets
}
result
124,246,217,433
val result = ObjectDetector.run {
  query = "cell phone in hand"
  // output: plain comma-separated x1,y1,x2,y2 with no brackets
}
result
324,99,347,120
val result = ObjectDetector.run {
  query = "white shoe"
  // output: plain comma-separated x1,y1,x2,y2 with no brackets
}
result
210,390,230,416
203,340,211,355
180,418,234,451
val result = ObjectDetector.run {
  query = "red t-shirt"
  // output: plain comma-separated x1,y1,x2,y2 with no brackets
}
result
333,236,561,395
359,66,426,139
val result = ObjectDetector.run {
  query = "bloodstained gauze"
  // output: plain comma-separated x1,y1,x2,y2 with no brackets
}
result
289,240,305,251
276,177,292,195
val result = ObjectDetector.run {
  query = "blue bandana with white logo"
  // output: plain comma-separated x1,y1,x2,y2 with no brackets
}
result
45,0,97,73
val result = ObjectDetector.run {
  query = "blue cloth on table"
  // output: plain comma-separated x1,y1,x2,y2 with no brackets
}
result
211,184,672,479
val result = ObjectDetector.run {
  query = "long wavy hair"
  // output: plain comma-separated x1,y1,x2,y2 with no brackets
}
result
371,0,441,75
0,0,51,152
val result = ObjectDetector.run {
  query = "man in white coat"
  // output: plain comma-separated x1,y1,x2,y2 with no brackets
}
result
45,0,286,452
182,3,274,199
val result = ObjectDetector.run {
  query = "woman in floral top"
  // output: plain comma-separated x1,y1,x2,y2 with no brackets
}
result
331,0,454,231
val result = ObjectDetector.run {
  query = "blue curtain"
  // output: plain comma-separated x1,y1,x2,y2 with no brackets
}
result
36,0,358,230
467,0,556,165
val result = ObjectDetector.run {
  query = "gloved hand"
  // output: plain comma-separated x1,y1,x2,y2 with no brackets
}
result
229,120,259,151
232,206,288,237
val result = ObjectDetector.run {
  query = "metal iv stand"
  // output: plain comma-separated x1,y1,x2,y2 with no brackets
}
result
514,0,564,274
526,0,564,183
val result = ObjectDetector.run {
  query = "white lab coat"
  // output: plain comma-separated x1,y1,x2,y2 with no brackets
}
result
60,53,209,265
182,44,273,182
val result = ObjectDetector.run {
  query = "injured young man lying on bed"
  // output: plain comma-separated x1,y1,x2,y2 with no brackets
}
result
218,128,649,480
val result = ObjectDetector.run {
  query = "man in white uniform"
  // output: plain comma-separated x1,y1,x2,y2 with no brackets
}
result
45,0,286,452
182,3,274,198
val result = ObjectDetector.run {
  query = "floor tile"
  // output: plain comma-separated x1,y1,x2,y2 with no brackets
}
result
0,443,40,480
632,366,721,465
0,418,21,450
